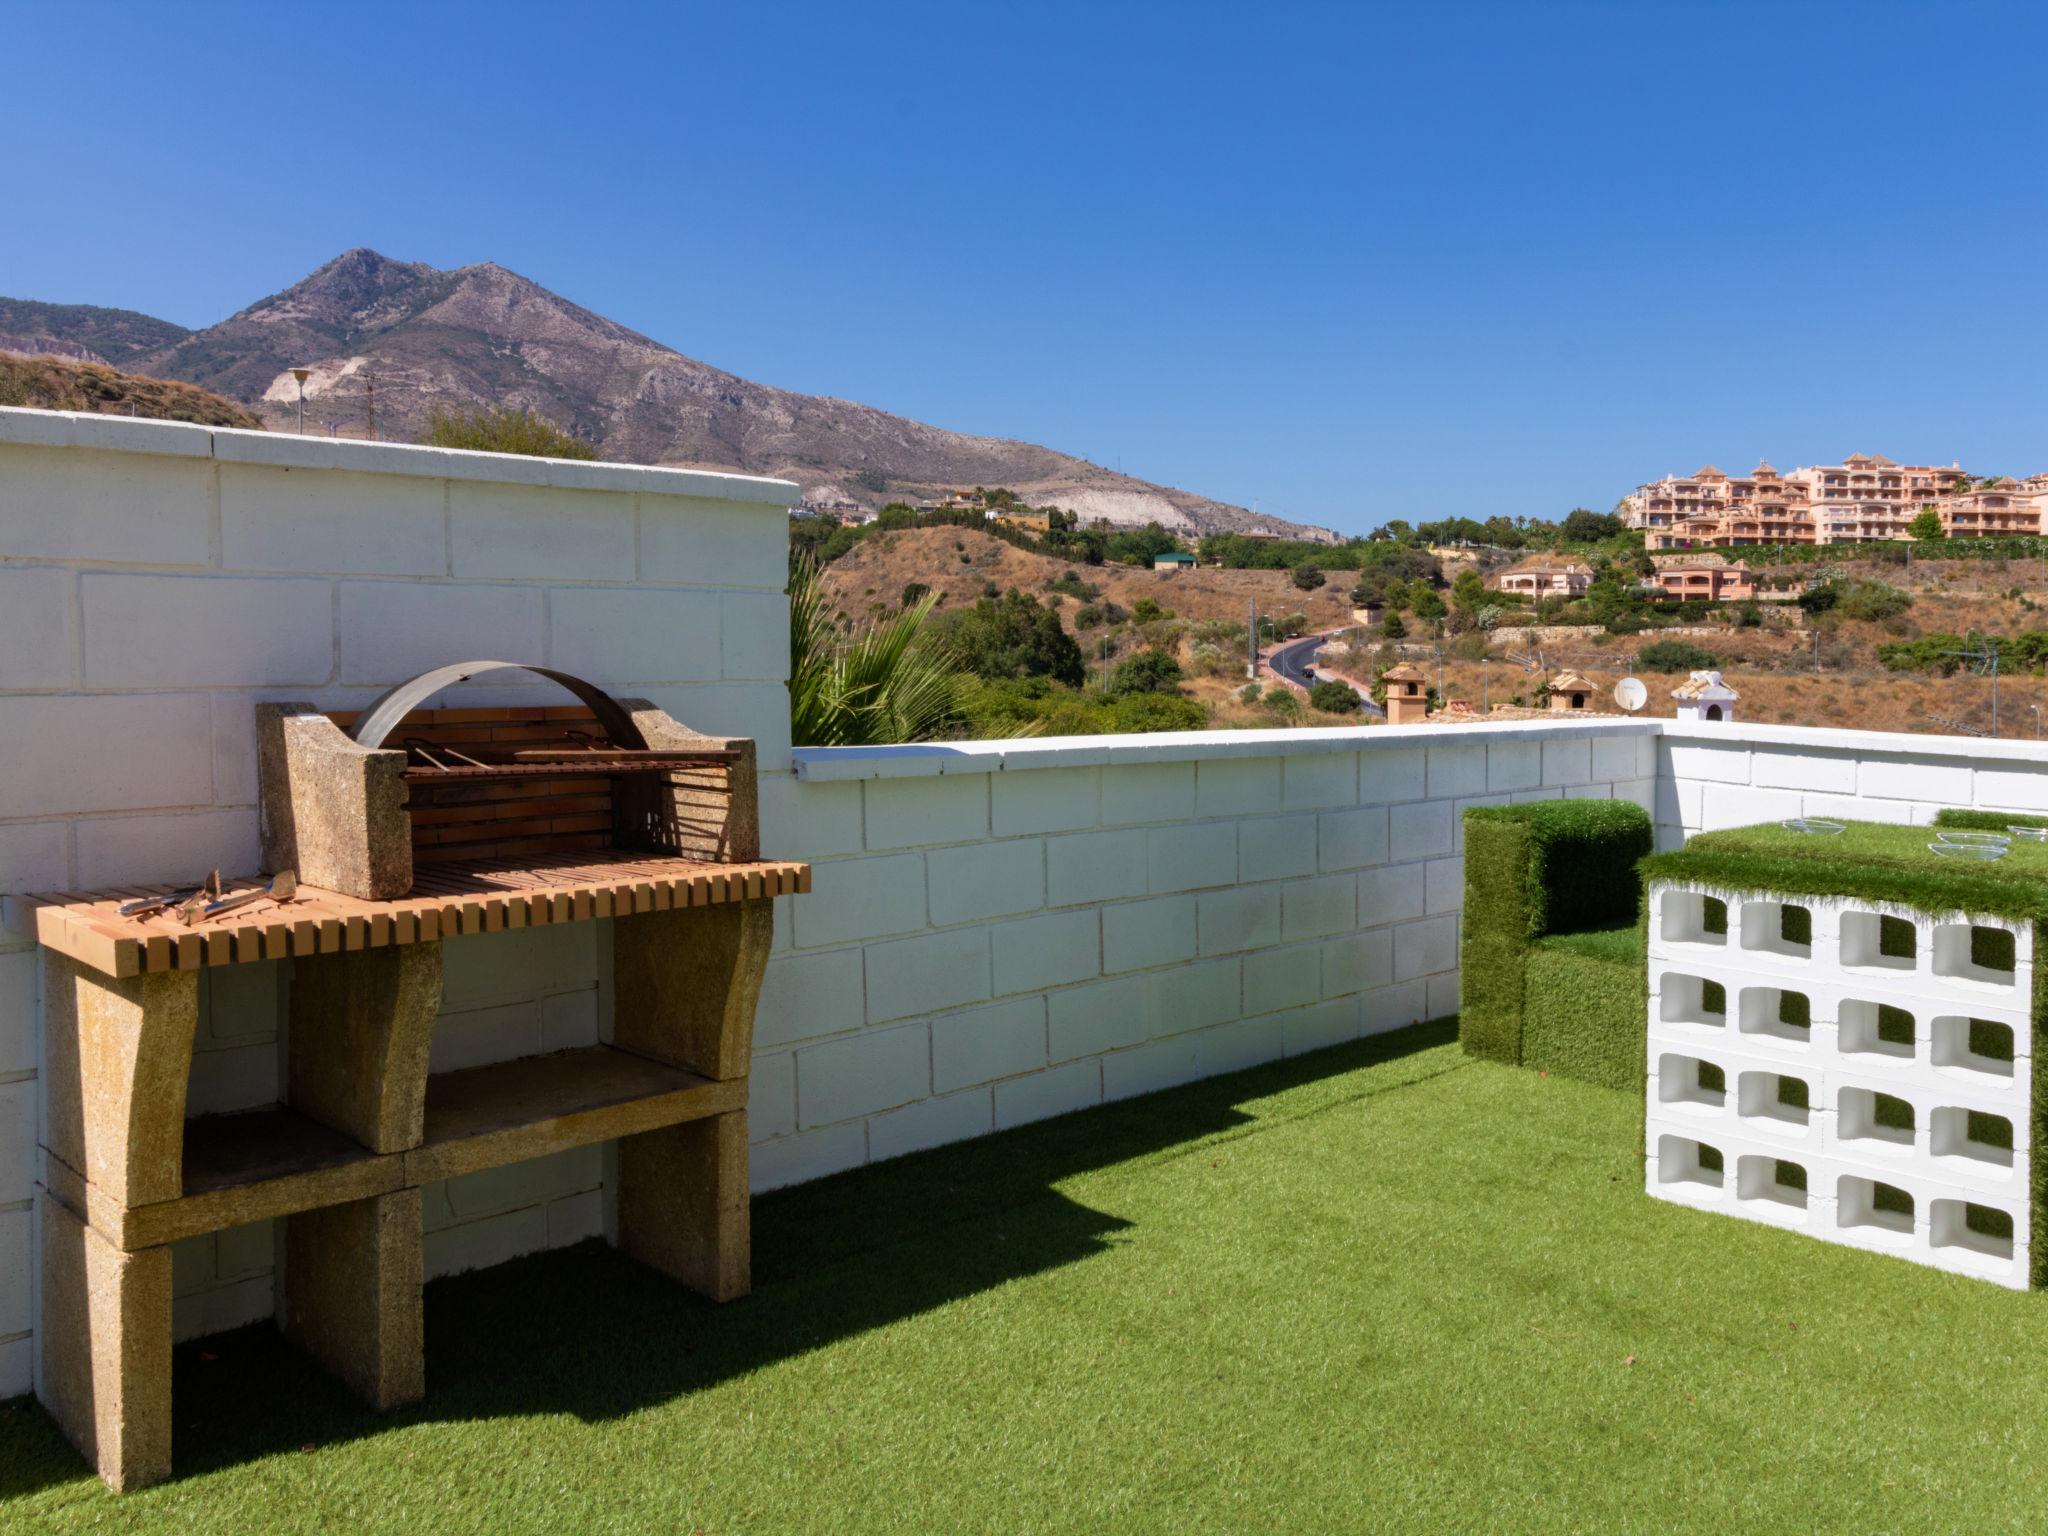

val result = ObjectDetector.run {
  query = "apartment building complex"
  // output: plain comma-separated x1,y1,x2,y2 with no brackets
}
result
1621,453,2041,547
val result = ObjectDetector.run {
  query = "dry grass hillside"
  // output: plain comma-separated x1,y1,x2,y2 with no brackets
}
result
818,526,1356,632
0,353,262,428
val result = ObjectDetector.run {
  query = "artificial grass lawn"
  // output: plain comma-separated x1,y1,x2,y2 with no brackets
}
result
12,1023,2048,1533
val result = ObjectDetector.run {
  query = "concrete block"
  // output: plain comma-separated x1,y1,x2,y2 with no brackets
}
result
1148,957,1242,1037
339,582,546,685
74,809,260,889
721,590,789,682
547,1189,605,1248
932,997,1048,1092
1591,734,1643,784
757,946,866,1048
792,853,925,947
1362,978,1432,1034
1388,798,1453,863
1147,821,1240,893
0,1337,26,1399
220,462,446,575
1750,749,1858,793
430,1000,541,1074
1197,886,1282,957
173,1274,273,1345
1700,783,1804,832
1283,873,1356,942
1102,894,1197,974
547,586,723,685
1424,857,1464,916
424,1206,548,1280
993,766,1101,835
1656,774,1703,829
1321,928,1393,999
1449,793,1510,853
1977,767,2048,814
798,1021,930,1126
1486,741,1542,792
1102,760,1196,824
759,776,864,859
0,567,74,688
1613,779,1658,816
750,1051,797,1138
439,921,597,1011
639,497,789,591
2,693,212,818
993,1059,1102,1129
1393,915,1459,982
0,820,68,892
1360,747,1426,803
450,480,635,581
867,773,987,849
1102,1035,1202,1101
641,682,793,774
865,927,991,1022
1664,740,1752,785
869,1088,995,1162
0,1207,26,1337
992,909,1100,996
1360,862,1427,926
1317,806,1389,871
1195,757,1281,818
0,949,37,1075
540,989,601,1052
1046,828,1148,907
751,1122,868,1193
1240,815,1318,884
0,442,211,565
1427,971,1461,1021
1858,754,1971,806
1427,745,1487,800
1047,975,1149,1060
1542,738,1593,788
1282,752,1357,810
1283,997,1361,1057
1244,944,1321,1015
1194,1016,1284,1076
929,838,1044,923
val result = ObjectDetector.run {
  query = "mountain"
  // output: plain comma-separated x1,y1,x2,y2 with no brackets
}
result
0,299,191,367
7,250,1335,541
0,353,260,428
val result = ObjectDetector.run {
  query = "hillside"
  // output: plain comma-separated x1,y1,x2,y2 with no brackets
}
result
819,526,1357,632
6,251,1336,541
0,299,191,366
0,354,262,428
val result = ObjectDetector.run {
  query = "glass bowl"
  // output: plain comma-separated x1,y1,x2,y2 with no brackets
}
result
1930,841,2008,861
1935,831,2010,847
2006,826,2048,843
1781,818,1845,835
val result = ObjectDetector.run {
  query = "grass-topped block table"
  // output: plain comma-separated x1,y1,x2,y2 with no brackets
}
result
1642,817,2046,1289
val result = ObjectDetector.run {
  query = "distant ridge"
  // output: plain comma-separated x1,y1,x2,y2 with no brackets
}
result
5,250,1336,541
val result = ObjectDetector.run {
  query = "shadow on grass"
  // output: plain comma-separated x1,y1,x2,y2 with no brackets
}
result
0,1019,1458,1497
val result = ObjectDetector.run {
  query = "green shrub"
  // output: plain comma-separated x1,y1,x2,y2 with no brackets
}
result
1291,564,1326,591
1108,649,1184,696
1635,638,1719,673
421,404,596,459
1308,679,1358,714
931,589,1086,687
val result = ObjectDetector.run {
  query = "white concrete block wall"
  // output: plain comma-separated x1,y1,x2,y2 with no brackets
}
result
746,724,1662,1192
1646,880,2034,1288
0,409,796,1393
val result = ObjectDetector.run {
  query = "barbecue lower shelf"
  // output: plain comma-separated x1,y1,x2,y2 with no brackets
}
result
24,850,809,979
62,1046,746,1252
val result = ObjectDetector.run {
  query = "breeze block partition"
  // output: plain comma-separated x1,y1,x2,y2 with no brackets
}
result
1458,799,1652,1090
1642,819,2047,1290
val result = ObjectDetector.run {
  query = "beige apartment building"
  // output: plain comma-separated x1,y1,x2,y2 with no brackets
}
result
1490,555,1593,596
1623,453,2039,547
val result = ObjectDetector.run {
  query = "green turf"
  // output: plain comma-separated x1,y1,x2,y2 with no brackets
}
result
13,1023,2048,1533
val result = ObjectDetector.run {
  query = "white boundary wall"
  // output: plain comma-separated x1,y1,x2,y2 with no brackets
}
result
7,410,2048,1392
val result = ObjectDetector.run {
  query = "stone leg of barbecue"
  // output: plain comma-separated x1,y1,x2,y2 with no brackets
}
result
610,899,773,1081
41,955,198,1210
281,1188,425,1409
618,1109,750,1302
288,945,443,1153
38,1191,173,1492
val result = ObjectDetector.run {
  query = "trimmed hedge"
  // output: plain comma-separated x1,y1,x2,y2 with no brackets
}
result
1649,815,2048,1289
1466,799,1653,938
1460,798,1652,1085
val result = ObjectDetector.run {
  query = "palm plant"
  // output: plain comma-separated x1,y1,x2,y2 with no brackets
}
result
788,556,1033,746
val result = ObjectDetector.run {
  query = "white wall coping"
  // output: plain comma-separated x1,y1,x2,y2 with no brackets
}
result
0,406,801,506
792,716,1659,779
1661,716,2048,766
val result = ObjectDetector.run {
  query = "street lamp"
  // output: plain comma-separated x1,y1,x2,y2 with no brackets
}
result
290,368,311,435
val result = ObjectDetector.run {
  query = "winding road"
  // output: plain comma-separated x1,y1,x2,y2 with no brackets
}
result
1266,632,1385,718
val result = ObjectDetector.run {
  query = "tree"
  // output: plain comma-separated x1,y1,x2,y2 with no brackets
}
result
1909,508,1946,541
421,404,596,460
1381,612,1408,639
1635,639,1720,673
1291,563,1327,591
931,589,1086,687
1103,522,1182,566
1308,679,1359,714
1131,596,1171,623
789,556,982,746
1410,586,1447,621
1108,649,1185,696
1451,568,1487,611
1560,509,1625,544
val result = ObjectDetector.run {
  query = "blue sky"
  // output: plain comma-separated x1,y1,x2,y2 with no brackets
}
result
7,1,2046,534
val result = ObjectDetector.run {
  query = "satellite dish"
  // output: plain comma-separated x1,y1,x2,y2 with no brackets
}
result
1614,676,1648,713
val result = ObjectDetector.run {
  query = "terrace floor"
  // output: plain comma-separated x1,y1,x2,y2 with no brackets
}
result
7,1022,2048,1533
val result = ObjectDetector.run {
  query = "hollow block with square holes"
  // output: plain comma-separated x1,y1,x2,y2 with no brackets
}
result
24,665,807,1491
1645,874,2034,1289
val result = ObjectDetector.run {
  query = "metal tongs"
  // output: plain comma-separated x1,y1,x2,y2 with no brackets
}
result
199,871,298,921
118,870,223,924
